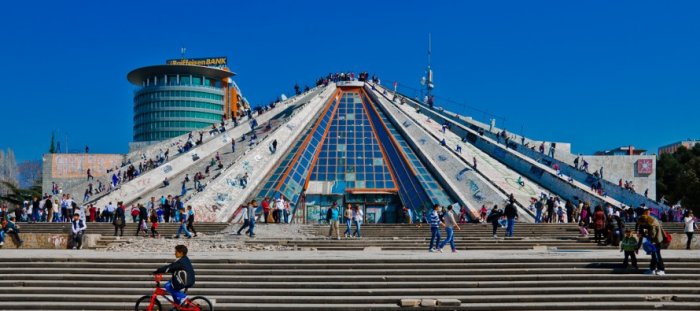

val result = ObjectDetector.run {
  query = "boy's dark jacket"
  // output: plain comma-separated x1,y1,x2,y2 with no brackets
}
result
154,256,195,290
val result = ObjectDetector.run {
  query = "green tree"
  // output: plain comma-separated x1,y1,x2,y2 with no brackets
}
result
0,180,41,213
657,145,700,216
49,132,56,154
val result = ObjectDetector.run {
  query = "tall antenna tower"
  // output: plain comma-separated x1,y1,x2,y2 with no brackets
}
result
180,47,187,60
421,33,434,98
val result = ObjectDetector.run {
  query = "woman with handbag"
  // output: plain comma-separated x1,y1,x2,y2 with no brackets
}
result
113,202,126,236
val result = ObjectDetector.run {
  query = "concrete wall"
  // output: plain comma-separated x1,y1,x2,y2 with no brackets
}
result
669,233,699,250
0,233,99,249
42,153,125,195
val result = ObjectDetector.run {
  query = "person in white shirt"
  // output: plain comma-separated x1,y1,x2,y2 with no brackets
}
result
351,206,363,238
70,212,87,249
105,202,116,223
275,197,285,223
684,211,697,250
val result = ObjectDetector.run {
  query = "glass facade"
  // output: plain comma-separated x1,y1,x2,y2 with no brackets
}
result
309,91,396,190
132,74,225,142
254,87,458,222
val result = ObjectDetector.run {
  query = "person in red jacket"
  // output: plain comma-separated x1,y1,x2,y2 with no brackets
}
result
593,205,607,245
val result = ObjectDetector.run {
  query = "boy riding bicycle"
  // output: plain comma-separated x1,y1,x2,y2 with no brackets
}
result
153,245,196,306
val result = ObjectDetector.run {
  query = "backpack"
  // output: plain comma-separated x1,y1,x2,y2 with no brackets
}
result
326,207,333,221
661,229,672,249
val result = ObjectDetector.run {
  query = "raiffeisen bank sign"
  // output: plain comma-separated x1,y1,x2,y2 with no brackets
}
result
166,57,228,68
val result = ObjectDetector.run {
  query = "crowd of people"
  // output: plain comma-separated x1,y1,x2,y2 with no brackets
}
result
235,196,294,237
315,72,380,87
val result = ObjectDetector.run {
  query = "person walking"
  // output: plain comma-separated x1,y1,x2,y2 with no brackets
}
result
261,197,270,223
637,207,666,275
186,205,197,237
135,204,148,237
113,202,126,236
343,204,353,238
175,206,192,239
504,199,518,237
237,203,251,235
684,211,697,250
487,205,503,238
149,209,160,238
438,205,460,253
275,197,285,223
593,205,607,245
428,204,445,252
352,205,363,238
327,203,340,240
247,200,257,237
620,229,639,270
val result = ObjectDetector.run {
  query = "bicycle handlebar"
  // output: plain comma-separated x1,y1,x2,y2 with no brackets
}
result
153,273,163,283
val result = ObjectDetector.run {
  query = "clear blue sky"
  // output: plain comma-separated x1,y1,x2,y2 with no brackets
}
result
1,1,699,161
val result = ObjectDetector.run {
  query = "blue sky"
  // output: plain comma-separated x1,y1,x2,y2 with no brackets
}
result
1,1,699,161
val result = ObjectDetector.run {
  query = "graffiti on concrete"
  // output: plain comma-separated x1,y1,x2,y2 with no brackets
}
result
243,160,252,172
402,120,412,128
456,167,471,181
225,178,243,189
162,164,173,174
438,155,448,162
469,180,484,202
135,177,151,188
48,235,67,249
215,193,229,205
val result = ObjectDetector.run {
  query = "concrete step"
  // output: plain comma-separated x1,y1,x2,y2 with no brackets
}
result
1,253,698,310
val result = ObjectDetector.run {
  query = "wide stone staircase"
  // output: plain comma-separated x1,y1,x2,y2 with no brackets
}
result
0,254,699,310
244,223,686,251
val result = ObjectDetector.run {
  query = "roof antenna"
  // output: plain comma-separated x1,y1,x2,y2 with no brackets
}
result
180,46,187,60
421,33,434,99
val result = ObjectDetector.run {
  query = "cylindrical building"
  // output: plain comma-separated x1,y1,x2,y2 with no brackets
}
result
127,59,245,144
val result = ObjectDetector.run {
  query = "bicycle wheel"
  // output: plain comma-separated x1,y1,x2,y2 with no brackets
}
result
189,296,213,311
135,295,162,311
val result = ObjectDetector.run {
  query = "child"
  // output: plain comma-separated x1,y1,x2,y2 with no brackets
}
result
149,209,159,238
620,229,638,270
578,219,589,237
153,245,196,306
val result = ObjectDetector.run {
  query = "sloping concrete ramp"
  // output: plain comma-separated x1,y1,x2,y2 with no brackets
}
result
187,85,337,222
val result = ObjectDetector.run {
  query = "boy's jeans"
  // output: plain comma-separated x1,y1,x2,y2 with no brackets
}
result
429,226,441,250
177,223,191,238
164,281,187,305
248,219,256,236
506,217,516,237
344,219,352,236
352,220,361,237
439,227,455,251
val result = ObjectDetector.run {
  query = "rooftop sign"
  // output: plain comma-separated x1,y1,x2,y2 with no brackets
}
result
166,57,227,68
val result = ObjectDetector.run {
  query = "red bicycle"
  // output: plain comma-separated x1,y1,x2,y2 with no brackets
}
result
135,274,213,311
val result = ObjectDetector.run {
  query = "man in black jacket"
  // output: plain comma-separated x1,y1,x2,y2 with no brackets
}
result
113,202,126,236
135,204,148,237
504,198,518,237
153,245,196,305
